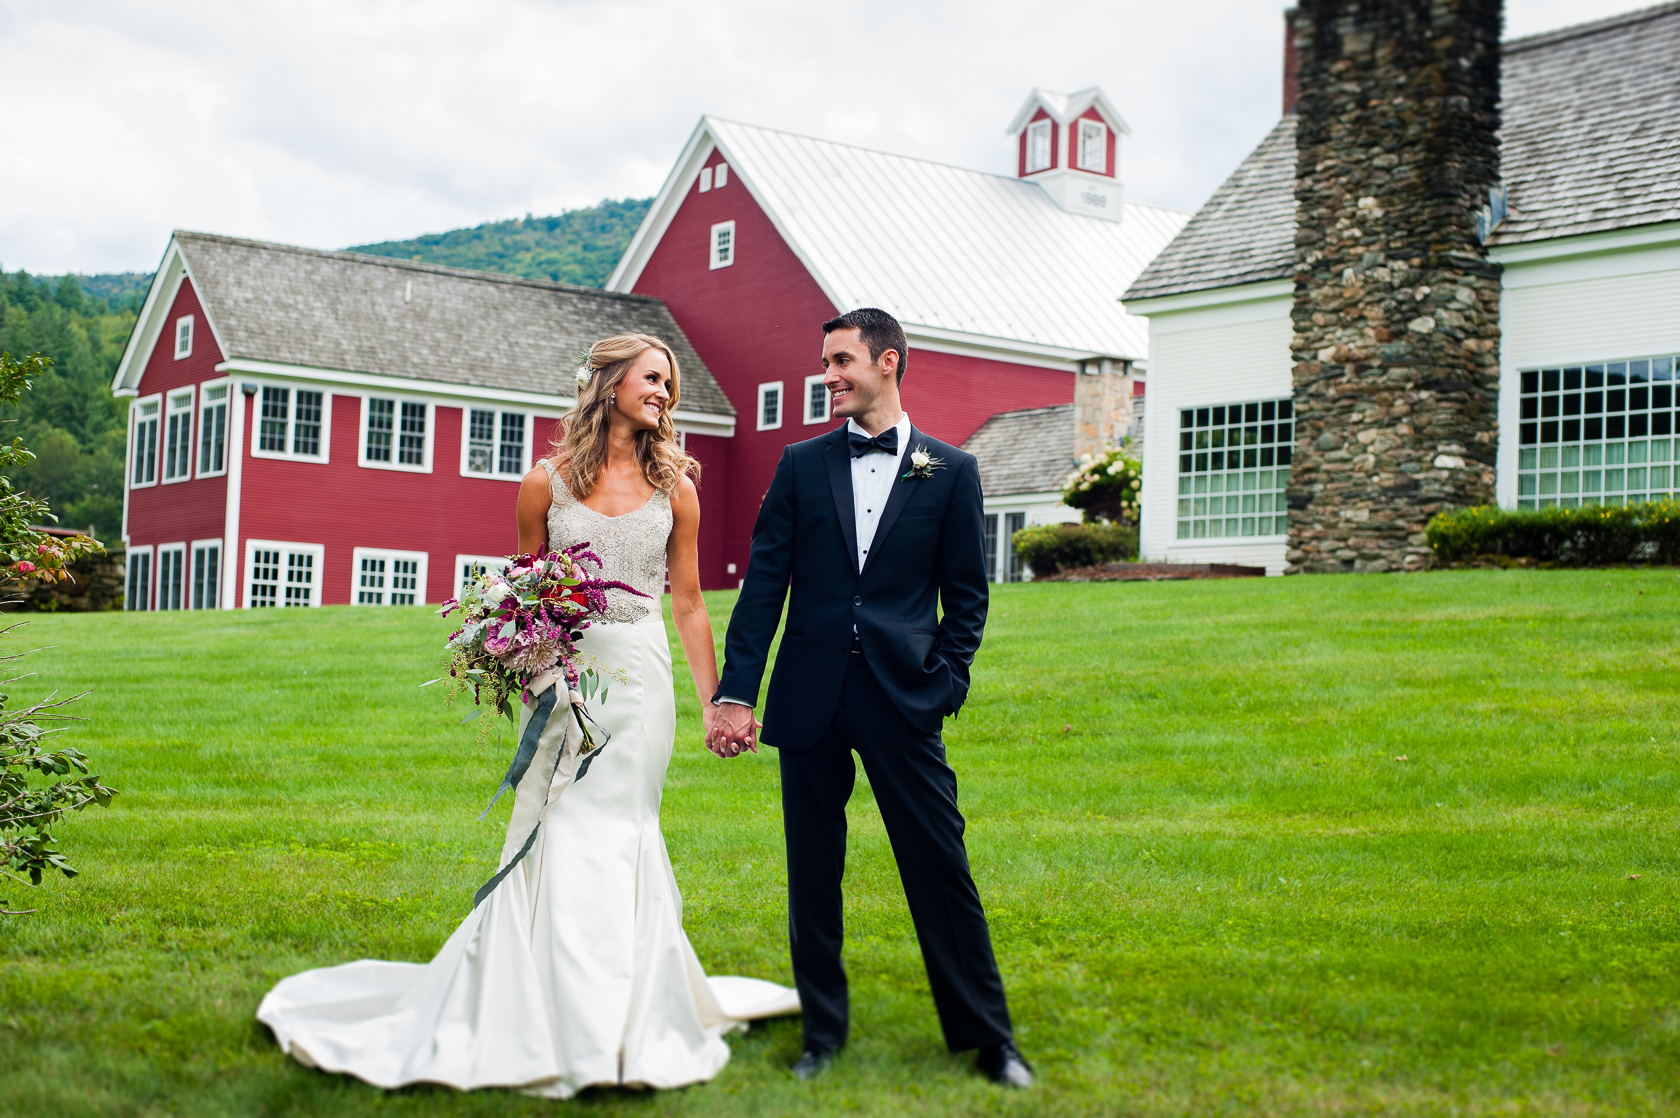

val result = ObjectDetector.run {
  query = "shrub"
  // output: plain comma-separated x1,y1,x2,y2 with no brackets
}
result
1425,501,1680,565
1060,443,1142,525
1012,522,1138,576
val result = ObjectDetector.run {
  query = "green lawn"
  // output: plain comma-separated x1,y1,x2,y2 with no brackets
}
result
4,570,1679,1117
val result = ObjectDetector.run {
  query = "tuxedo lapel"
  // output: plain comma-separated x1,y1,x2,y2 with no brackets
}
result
860,425,924,578
822,430,860,569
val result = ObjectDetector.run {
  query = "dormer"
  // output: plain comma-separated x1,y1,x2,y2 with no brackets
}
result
1005,87,1130,222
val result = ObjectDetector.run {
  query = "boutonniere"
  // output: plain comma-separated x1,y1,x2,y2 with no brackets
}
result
903,446,944,480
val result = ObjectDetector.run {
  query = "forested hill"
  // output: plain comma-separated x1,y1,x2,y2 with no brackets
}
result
346,198,652,288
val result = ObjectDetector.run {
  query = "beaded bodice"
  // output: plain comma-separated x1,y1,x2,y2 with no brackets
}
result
539,459,670,622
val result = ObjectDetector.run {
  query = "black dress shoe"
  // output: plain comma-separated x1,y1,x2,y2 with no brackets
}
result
977,1040,1034,1088
790,1048,835,1080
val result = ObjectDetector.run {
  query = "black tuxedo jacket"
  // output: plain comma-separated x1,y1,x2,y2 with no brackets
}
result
716,423,989,747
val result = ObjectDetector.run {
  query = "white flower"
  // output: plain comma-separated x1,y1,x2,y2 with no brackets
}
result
575,365,592,388
911,449,931,469
483,582,512,607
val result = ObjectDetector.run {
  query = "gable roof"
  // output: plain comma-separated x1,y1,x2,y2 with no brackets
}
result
1123,2,1680,302
609,117,1189,365
961,403,1076,497
1005,87,1132,137
113,232,734,421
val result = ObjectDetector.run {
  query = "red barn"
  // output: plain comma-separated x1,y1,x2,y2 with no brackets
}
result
607,88,1185,587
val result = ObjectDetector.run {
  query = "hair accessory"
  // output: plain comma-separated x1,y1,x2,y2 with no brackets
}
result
574,365,592,388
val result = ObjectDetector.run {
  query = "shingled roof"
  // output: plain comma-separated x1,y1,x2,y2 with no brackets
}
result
961,403,1076,497
1123,2,1680,302
123,232,733,418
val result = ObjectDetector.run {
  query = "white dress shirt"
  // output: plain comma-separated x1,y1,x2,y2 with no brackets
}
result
848,412,911,572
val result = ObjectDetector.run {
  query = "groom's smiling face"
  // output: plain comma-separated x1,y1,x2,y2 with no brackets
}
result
821,328,897,421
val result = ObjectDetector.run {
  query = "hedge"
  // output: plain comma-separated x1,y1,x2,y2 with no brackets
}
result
1425,501,1680,565
1011,522,1138,576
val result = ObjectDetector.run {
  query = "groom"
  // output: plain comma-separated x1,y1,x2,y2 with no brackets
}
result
709,308,1031,1088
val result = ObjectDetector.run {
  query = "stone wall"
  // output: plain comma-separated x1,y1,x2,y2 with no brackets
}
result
11,545,125,611
1286,0,1503,573
1075,359,1139,460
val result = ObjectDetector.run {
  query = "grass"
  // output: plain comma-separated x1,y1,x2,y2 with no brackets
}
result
3,569,1679,1117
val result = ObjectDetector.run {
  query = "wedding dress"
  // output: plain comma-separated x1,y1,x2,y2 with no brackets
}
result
258,461,798,1097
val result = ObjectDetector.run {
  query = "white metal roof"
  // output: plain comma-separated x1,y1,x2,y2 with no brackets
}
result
610,117,1188,364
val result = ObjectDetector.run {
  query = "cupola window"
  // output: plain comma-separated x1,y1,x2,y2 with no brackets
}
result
1025,120,1052,173
1078,119,1108,173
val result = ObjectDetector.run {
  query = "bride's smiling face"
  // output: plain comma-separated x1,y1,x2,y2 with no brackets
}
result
613,347,673,431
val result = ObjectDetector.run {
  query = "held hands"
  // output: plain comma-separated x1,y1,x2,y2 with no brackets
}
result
705,701,760,759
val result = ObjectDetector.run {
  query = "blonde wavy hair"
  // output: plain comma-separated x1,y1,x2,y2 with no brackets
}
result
550,333,700,499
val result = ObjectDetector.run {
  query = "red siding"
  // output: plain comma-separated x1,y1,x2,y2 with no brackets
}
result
1075,106,1118,178
1017,106,1058,177
126,278,230,575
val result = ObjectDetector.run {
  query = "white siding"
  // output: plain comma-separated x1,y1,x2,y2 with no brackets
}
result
1137,288,1293,574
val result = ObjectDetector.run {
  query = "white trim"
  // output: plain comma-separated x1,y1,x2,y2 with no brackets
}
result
174,315,194,359
802,373,831,425
1076,118,1107,174
453,554,510,597
112,237,232,396
904,322,1135,369
161,385,196,483
196,378,231,478
1025,119,1053,173
126,544,154,611
221,381,246,608
756,381,784,431
714,162,729,188
710,220,736,270
155,542,187,610
457,405,533,481
1005,87,1131,139
351,547,429,606
248,383,333,464
1122,278,1296,318
129,394,162,489
244,539,325,609
1486,220,1680,266
189,537,224,610
357,394,435,473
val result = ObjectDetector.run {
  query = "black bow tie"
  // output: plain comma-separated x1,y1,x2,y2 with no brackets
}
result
848,427,899,458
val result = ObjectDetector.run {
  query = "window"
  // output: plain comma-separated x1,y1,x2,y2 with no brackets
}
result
699,166,712,193
191,540,221,610
174,315,193,359
714,162,728,188
455,554,509,596
130,397,160,486
1516,356,1677,509
353,548,427,606
198,383,228,475
1077,118,1108,173
1004,512,1026,582
1026,119,1052,173
127,547,152,610
245,540,323,608
803,374,831,425
982,513,999,582
363,397,431,471
163,389,194,481
254,386,330,461
156,544,185,610
1176,400,1294,540
710,221,735,270
757,381,783,431
463,409,528,477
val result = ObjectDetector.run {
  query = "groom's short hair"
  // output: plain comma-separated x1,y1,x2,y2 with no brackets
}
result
822,308,908,385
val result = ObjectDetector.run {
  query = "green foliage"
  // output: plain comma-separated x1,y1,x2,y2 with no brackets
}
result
0,270,136,543
1059,442,1142,524
1011,521,1138,575
347,198,653,288
1426,500,1680,565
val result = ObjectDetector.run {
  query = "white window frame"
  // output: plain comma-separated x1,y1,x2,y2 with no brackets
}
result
710,220,736,270
713,162,728,188
359,394,434,473
249,384,333,463
1026,119,1052,173
698,166,713,193
155,543,187,610
126,544,153,611
190,538,223,610
130,393,162,488
1077,118,1108,174
244,539,325,609
803,373,831,425
197,379,231,478
174,315,193,359
756,381,784,431
351,547,429,606
458,406,533,480
453,554,509,597
162,386,195,483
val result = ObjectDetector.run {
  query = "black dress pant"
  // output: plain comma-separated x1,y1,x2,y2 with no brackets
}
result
779,651,1013,1053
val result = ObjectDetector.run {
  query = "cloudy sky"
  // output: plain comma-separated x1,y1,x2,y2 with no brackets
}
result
1,0,1652,276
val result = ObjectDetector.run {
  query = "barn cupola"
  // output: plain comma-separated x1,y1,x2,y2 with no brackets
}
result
1005,87,1129,222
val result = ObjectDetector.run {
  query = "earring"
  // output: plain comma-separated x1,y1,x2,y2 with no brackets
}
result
610,392,616,404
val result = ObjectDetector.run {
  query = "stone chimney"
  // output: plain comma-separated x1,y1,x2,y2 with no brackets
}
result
1074,359,1137,460
1285,0,1503,573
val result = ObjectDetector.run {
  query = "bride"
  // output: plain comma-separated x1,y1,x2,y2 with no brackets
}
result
258,333,798,1097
